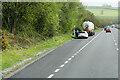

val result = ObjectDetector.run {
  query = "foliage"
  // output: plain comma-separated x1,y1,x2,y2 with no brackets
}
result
2,2,103,47
1,30,8,50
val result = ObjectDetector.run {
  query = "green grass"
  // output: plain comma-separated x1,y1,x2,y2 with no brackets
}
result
0,52,2,72
2,34,73,71
86,6,118,19
1,27,102,75
116,27,120,30
95,27,103,32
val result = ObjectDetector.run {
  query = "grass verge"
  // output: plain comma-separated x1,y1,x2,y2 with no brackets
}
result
2,28,102,75
95,27,103,32
116,27,120,30
2,34,73,73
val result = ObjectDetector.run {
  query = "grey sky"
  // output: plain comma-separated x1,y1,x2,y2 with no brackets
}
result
80,0,120,7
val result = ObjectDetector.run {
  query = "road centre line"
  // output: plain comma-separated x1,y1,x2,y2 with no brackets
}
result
114,40,116,42
60,64,64,68
47,31,103,78
72,56,74,58
74,54,77,56
117,48,119,51
48,74,54,78
54,69,60,73
64,61,68,64
78,31,103,52
76,52,79,53
68,58,72,61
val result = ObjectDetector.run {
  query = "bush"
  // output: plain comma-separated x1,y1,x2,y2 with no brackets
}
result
1,30,8,50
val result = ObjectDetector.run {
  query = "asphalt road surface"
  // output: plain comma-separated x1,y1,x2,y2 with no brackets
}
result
11,28,118,78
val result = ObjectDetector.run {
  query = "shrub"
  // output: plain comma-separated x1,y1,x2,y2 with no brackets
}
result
1,30,8,50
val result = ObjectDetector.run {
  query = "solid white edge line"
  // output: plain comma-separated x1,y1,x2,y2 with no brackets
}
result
48,74,54,78
54,69,60,73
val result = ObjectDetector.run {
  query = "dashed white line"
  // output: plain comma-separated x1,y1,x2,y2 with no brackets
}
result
47,31,103,78
76,52,79,53
74,54,77,56
64,61,68,64
117,48,119,51
78,31,103,53
72,56,74,58
68,58,72,61
54,69,60,73
60,64,64,68
48,74,54,78
114,40,116,42
115,43,117,46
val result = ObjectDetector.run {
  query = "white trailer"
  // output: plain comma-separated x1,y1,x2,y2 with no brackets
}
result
82,21,95,36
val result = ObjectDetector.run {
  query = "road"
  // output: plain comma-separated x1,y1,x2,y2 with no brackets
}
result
10,28,118,78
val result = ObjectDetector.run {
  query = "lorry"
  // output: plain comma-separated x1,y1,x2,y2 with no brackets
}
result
82,21,95,36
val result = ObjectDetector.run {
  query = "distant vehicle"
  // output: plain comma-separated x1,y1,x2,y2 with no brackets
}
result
106,27,111,33
111,24,115,28
78,31,88,38
82,21,95,36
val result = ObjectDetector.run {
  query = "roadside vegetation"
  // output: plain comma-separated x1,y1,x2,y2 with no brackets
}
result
2,34,72,70
116,27,120,30
1,2,108,75
95,27,103,32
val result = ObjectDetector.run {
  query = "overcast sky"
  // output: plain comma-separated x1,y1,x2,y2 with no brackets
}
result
80,0,120,7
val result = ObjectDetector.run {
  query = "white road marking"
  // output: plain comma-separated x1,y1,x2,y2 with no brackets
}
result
64,61,68,64
60,64,64,68
72,56,74,58
78,31,103,52
47,31,103,78
68,58,72,61
74,54,77,56
48,74,54,78
114,40,116,42
54,69,60,73
117,48,119,51
115,43,117,46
